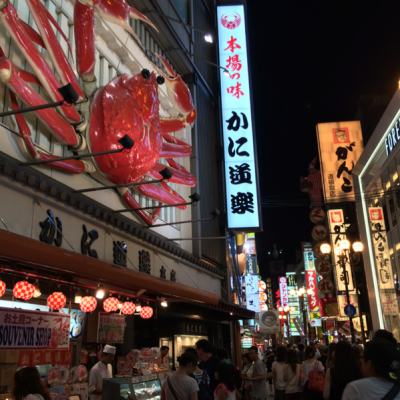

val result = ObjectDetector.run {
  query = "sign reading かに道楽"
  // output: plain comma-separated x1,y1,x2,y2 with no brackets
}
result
217,5,261,231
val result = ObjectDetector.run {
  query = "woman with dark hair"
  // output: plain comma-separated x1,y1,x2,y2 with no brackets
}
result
283,350,302,400
161,352,199,400
12,367,51,400
326,342,336,369
214,362,241,400
272,346,287,400
301,345,324,400
323,341,362,400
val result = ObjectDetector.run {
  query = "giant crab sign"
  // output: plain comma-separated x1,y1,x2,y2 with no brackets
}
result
0,0,197,225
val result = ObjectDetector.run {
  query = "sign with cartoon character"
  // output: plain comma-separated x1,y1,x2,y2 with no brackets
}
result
316,121,364,202
369,207,395,290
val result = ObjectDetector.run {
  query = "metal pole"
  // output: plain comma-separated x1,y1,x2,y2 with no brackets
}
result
0,100,64,118
359,312,367,347
343,255,356,344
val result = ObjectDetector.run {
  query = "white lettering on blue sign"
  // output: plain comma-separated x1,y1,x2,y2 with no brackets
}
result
385,116,400,155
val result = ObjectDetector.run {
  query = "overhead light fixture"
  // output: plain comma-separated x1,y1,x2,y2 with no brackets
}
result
118,296,123,309
96,285,105,299
223,69,230,77
74,289,82,304
33,279,41,298
160,298,168,307
204,34,213,43
229,312,233,316
135,301,142,312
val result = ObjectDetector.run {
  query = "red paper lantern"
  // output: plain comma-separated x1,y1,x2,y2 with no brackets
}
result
13,281,35,300
140,306,153,319
103,297,119,313
80,296,97,312
0,280,6,298
47,292,67,310
121,301,135,315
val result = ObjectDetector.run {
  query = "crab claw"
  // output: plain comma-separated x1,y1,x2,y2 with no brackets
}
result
154,54,196,125
88,0,158,48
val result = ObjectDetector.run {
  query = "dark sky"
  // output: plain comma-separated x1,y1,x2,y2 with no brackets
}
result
247,2,400,273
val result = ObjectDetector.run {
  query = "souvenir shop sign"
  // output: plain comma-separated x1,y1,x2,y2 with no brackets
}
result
217,4,261,230
97,313,125,343
0,307,70,349
316,121,364,202
328,209,354,291
369,207,395,290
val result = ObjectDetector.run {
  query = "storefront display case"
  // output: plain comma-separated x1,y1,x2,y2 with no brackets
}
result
173,334,207,366
103,375,163,400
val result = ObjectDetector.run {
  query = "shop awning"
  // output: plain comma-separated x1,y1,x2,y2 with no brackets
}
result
0,230,219,305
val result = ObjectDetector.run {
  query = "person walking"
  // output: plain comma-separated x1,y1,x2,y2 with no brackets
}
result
301,345,324,400
342,338,400,400
322,341,362,400
214,362,242,400
196,339,222,393
317,345,327,369
161,352,199,400
265,346,275,397
296,344,305,363
242,346,267,400
12,367,51,400
283,350,302,400
216,348,243,390
272,346,287,400
241,353,253,400
185,348,212,400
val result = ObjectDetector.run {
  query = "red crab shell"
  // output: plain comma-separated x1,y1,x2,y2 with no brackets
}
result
90,71,163,185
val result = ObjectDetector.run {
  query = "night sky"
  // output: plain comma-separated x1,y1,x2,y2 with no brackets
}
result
247,2,400,276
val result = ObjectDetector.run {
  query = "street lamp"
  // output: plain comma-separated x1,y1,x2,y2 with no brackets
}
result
322,239,364,345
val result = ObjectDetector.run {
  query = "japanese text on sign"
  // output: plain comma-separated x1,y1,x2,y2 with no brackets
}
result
306,270,321,327
316,121,364,202
0,307,70,349
217,5,260,230
279,277,288,307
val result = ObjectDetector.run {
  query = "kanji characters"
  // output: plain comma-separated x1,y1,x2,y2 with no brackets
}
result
226,111,248,131
224,36,241,53
39,209,62,247
231,192,254,214
229,163,252,185
226,55,242,71
81,225,99,258
227,82,244,99
113,241,127,267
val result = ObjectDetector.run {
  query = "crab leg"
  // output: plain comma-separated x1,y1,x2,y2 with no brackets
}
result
149,163,196,186
118,188,161,226
0,57,78,146
160,131,191,158
0,0,81,123
134,179,187,210
25,0,83,100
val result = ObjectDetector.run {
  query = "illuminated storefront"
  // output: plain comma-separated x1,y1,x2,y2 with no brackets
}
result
354,89,400,340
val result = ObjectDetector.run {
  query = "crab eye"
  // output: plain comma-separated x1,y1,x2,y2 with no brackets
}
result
156,76,165,85
141,69,151,80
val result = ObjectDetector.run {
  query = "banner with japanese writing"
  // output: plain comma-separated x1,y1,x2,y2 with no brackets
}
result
0,307,70,349
217,5,261,231
369,207,395,290
316,121,364,202
328,209,355,291
306,270,321,327
97,313,125,343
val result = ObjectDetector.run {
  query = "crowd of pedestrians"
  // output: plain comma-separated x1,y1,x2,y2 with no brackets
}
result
159,330,400,399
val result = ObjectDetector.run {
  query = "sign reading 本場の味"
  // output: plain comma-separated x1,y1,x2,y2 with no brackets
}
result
316,121,364,202
217,5,260,230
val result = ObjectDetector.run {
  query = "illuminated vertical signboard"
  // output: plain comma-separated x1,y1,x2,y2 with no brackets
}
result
279,277,288,308
217,5,261,231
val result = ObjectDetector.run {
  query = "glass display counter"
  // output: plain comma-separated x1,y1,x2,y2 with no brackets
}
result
103,373,170,400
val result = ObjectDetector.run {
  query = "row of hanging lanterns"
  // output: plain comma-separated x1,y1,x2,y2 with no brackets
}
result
2,279,154,318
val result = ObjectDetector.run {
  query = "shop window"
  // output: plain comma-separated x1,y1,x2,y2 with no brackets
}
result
389,158,399,186
382,168,391,192
171,0,189,23
389,196,397,228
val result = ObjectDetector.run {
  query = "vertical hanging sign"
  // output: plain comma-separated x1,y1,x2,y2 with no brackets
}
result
217,5,261,230
328,209,354,291
279,277,288,308
369,207,395,289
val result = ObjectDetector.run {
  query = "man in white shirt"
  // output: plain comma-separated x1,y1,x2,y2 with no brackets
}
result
342,338,400,400
89,345,115,400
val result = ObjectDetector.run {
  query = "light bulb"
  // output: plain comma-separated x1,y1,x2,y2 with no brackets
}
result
96,285,105,299
320,243,331,254
136,301,141,312
204,34,213,43
33,280,41,298
289,289,296,296
161,299,168,307
339,239,350,250
74,290,82,304
353,241,363,252
223,69,230,77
